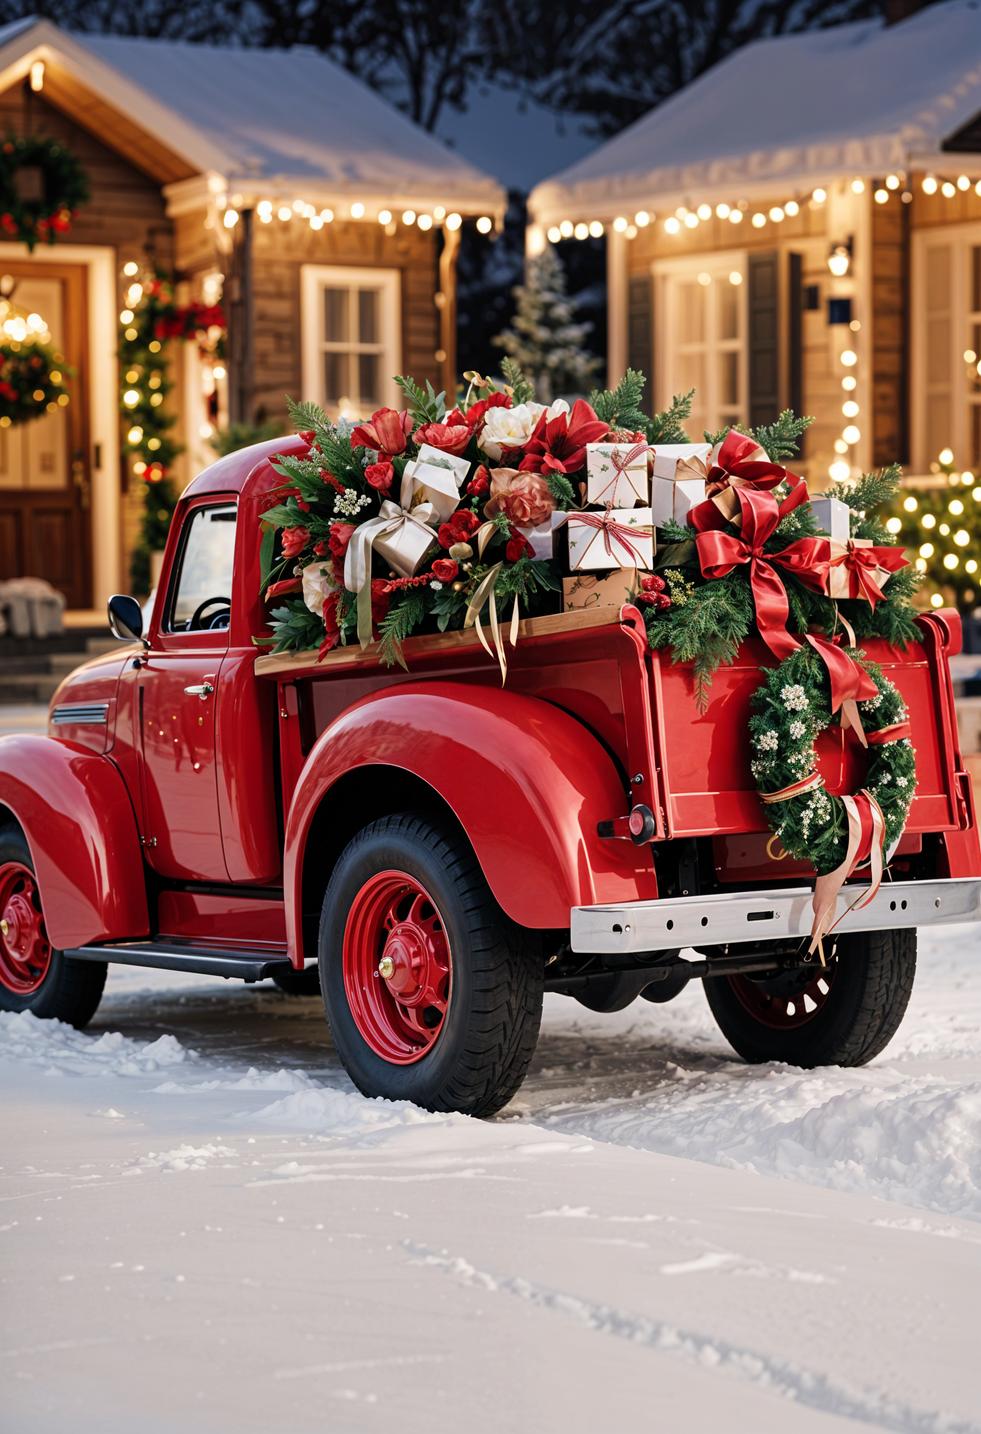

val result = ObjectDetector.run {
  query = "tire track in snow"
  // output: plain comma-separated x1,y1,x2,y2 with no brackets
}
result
403,1240,980,1434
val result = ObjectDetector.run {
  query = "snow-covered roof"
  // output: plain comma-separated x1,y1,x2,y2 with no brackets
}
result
0,18,505,216
530,0,981,222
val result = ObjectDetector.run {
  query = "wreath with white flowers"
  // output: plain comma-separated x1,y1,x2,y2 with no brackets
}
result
749,646,916,873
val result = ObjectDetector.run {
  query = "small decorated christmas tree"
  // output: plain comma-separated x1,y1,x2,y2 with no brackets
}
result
494,246,600,403
885,449,980,610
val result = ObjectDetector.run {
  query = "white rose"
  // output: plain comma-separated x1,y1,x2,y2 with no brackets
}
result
475,398,567,463
302,562,336,618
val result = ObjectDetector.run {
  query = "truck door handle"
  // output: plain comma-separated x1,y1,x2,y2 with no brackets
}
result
183,682,214,700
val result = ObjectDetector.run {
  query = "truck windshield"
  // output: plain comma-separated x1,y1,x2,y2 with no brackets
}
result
166,503,237,632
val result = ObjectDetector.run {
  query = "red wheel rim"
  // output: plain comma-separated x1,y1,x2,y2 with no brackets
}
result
726,961,837,1030
342,870,452,1064
0,861,52,996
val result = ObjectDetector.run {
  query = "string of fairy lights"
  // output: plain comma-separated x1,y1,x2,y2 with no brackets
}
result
218,196,497,236
540,171,981,243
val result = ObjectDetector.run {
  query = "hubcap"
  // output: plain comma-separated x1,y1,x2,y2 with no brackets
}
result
0,861,52,996
343,870,452,1064
727,960,837,1030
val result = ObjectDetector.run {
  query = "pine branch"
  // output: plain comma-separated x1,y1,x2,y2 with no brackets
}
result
752,410,814,462
653,572,754,708
589,368,647,429
500,356,535,405
545,470,576,507
831,464,902,516
648,389,694,445
378,588,427,668
394,374,446,425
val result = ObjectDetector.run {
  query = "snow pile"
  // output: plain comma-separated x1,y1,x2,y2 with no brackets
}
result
0,1011,188,1077
126,1143,238,1174
154,1066,315,1095
245,1086,449,1135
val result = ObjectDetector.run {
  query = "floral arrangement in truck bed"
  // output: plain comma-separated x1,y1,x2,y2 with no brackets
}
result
259,362,922,953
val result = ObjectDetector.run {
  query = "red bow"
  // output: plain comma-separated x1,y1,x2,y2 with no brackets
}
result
704,430,792,498
692,487,877,717
829,541,909,609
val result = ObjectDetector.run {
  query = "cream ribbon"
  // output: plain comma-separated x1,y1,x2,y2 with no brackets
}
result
809,789,885,961
343,467,438,648
463,520,520,683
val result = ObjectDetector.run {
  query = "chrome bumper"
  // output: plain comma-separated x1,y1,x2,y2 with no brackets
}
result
570,878,981,955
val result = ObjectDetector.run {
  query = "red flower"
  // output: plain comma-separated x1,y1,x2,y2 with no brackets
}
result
295,498,311,512
319,591,341,658
466,466,490,497
351,407,413,456
518,399,609,476
464,392,511,430
415,417,471,455
431,558,459,582
313,540,329,557
505,534,534,562
365,460,394,492
370,579,390,626
264,577,302,601
320,469,345,493
328,522,356,558
437,509,480,548
281,526,308,559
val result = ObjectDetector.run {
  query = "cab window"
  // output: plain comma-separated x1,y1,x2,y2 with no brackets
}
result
166,504,237,633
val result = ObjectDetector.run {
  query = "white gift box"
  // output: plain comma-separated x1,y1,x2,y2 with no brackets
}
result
566,507,654,571
649,443,712,526
516,511,565,559
403,457,460,524
810,494,851,544
373,518,437,578
585,441,649,507
415,443,470,485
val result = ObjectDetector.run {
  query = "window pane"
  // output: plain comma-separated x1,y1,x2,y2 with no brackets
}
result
718,282,741,341
677,352,705,394
719,351,740,407
925,245,951,311
358,288,379,343
324,288,348,343
324,351,346,404
169,504,236,632
358,352,380,407
927,318,950,383
678,283,705,345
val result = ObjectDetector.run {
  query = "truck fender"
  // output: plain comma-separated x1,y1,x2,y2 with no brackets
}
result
0,735,149,950
283,682,658,954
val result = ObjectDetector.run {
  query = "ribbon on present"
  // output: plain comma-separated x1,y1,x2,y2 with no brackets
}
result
809,789,886,959
591,440,649,505
570,506,654,569
827,539,909,608
463,520,520,684
691,486,878,722
343,468,438,647
705,430,790,497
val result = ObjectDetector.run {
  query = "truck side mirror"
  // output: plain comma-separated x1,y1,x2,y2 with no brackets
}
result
108,593,147,647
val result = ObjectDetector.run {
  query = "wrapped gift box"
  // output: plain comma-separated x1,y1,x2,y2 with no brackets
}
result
562,570,647,611
373,517,437,577
566,507,654,571
404,448,469,524
810,494,851,543
585,441,649,507
516,511,565,559
650,444,711,526
827,537,886,600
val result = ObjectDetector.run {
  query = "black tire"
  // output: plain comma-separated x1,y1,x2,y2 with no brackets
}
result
704,928,916,1067
0,826,106,1028
319,812,544,1116
270,964,321,996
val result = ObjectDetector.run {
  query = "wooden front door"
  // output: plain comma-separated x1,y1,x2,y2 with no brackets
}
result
0,261,91,609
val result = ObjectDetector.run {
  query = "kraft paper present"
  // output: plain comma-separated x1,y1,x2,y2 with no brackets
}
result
585,441,650,507
810,494,852,544
566,507,655,571
516,511,565,559
562,570,647,612
649,444,712,526
403,457,461,524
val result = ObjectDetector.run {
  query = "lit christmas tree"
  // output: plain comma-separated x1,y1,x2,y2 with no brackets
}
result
494,246,600,403
886,448,980,611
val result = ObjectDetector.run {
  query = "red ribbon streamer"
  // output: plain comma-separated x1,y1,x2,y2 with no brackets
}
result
828,540,909,608
867,721,912,745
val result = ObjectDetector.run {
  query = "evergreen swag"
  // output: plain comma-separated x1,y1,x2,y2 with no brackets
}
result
258,367,918,690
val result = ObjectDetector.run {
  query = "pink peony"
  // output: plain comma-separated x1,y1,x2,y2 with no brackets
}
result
483,468,556,528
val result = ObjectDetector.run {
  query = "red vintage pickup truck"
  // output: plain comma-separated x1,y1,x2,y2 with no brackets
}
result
1,434,979,1115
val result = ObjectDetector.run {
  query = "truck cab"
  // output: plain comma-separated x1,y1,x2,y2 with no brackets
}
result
1,436,979,1116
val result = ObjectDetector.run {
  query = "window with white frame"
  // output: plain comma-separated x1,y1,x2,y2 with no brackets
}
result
653,253,747,438
913,224,981,470
301,265,400,418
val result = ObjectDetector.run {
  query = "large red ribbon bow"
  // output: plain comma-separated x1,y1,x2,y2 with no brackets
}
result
829,540,909,609
691,486,877,723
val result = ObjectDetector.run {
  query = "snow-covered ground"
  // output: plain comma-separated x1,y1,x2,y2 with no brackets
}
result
2,926,979,1434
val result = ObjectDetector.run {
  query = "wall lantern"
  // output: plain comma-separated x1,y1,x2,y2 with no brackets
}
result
827,238,853,278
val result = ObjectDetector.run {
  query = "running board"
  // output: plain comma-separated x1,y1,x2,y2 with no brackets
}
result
63,942,294,984
570,877,981,955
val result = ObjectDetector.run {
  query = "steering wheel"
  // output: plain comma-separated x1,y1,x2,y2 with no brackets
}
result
188,596,231,631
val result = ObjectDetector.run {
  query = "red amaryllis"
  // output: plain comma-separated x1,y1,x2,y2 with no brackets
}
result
281,526,308,559
364,460,395,492
328,522,356,558
518,399,609,476
351,407,413,456
431,558,459,582
414,418,471,455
